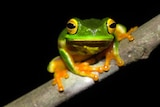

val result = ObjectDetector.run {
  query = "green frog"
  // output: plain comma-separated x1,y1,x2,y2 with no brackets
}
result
48,17,137,91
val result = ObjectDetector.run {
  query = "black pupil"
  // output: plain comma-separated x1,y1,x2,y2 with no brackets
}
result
67,23,75,29
109,23,116,28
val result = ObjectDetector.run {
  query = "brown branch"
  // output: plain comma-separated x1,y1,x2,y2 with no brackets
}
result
4,14,160,107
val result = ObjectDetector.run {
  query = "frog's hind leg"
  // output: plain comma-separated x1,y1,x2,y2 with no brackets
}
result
47,56,69,92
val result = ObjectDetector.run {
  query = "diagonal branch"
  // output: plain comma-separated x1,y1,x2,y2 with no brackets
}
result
5,14,160,107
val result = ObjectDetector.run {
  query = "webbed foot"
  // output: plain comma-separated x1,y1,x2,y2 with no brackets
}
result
117,26,138,41
74,62,101,81
103,44,124,71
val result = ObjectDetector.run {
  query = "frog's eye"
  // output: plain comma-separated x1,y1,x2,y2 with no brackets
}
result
107,18,116,34
66,18,78,34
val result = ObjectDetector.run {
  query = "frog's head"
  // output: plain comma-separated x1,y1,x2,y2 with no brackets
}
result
59,17,117,51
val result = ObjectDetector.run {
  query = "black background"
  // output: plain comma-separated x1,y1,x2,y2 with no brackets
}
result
1,1,160,106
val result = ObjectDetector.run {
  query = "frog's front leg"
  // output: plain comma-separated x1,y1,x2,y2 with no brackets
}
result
103,26,138,71
115,25,138,41
103,42,124,71
74,62,103,80
59,48,100,82
47,56,69,92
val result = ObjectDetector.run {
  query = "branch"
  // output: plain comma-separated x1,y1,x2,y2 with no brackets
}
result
5,14,160,107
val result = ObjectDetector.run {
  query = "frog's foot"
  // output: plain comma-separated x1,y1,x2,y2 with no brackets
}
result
103,46,124,71
48,57,69,92
103,49,113,71
117,26,138,41
52,68,69,92
75,62,103,81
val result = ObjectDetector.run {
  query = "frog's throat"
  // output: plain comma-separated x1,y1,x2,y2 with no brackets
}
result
66,40,112,55
66,40,112,47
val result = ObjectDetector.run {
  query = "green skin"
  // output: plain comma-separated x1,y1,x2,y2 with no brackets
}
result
57,17,124,75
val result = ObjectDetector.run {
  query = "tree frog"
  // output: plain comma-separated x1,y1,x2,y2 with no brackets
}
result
48,17,137,92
